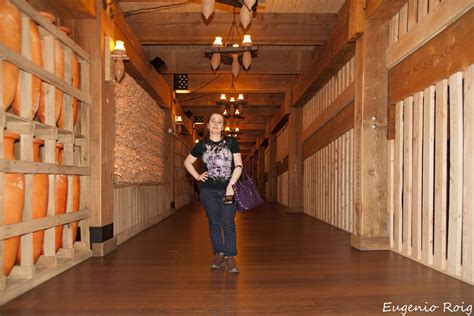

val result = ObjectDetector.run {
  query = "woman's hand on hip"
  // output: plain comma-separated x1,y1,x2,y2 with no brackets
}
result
226,184,234,196
196,172,208,182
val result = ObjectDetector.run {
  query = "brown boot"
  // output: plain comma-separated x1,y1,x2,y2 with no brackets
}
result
210,252,225,269
224,256,239,273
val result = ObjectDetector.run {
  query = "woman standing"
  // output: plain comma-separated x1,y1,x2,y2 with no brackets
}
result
184,113,243,273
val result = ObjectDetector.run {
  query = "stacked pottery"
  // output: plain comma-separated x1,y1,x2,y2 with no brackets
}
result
57,26,80,128
17,139,48,264
0,0,21,110
3,132,25,276
54,144,68,252
12,18,43,119
37,12,63,125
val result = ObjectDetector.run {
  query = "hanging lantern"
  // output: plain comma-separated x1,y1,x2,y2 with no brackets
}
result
114,55,125,82
242,51,252,70
239,6,252,29
231,54,240,78
202,0,215,20
211,53,221,70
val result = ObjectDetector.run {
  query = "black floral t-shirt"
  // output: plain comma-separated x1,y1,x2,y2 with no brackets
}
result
190,137,240,189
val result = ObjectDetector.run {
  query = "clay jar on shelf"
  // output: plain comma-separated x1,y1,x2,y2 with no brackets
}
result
3,132,25,276
37,12,63,125
57,26,80,128
17,139,48,264
12,18,43,119
0,0,21,111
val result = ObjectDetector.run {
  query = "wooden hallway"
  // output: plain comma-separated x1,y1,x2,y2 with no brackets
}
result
1,202,472,315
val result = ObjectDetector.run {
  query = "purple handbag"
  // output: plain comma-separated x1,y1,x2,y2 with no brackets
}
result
232,170,263,211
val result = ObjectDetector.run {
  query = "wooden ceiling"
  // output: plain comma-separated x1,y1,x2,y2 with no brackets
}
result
118,0,345,159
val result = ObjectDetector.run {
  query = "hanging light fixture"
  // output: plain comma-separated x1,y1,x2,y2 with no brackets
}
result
201,0,258,28
216,76,246,120
202,0,215,19
204,8,258,78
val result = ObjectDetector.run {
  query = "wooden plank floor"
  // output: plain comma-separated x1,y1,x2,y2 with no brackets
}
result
1,202,472,315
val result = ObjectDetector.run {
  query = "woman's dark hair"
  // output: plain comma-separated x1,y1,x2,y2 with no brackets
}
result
202,113,226,142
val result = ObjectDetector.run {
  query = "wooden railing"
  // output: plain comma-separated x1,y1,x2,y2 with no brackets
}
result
302,57,354,130
174,136,192,210
276,123,289,163
387,0,473,68
387,65,473,285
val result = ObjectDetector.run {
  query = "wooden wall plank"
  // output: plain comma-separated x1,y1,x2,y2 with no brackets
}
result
422,86,435,265
407,0,418,31
394,101,404,252
398,4,408,37
291,2,355,107
412,91,423,260
418,0,429,20
434,79,448,270
303,102,354,160
303,83,355,141
402,96,413,256
388,8,474,104
387,0,473,68
388,140,395,249
463,65,474,283
447,72,463,276
366,0,407,20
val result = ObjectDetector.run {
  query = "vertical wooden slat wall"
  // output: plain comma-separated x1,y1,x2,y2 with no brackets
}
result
388,64,474,285
387,0,473,68
302,58,354,232
264,147,270,198
0,0,92,304
302,58,355,130
173,137,192,210
276,124,289,205
113,184,172,246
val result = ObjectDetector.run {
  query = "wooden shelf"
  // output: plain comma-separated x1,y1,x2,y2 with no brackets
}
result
0,0,92,304
0,209,90,240
0,160,89,175
0,247,92,305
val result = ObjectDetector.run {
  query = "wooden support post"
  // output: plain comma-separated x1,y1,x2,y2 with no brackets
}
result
257,146,265,196
267,134,277,202
287,107,303,212
74,16,117,256
351,17,390,250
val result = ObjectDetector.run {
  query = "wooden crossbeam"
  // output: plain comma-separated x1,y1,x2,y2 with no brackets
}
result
125,12,337,45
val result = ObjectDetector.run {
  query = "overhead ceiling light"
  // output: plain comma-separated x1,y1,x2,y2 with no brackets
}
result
216,76,245,120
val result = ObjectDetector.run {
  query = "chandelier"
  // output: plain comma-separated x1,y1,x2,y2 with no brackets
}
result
204,8,258,78
216,76,246,120
224,124,242,138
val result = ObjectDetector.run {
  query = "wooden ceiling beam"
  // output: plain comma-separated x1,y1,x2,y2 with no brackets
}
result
366,0,407,20
291,0,359,107
178,93,285,107
124,12,337,45
182,106,279,117
113,6,172,108
145,45,315,75
28,0,96,18
185,74,294,93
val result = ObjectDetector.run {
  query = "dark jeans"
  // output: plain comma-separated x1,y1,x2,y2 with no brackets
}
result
200,188,237,256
